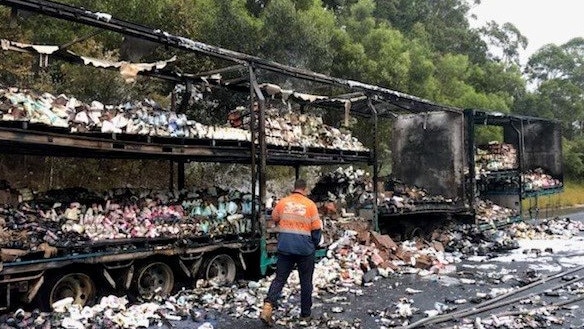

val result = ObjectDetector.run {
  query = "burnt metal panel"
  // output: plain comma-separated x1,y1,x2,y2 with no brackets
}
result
522,120,563,179
392,111,466,202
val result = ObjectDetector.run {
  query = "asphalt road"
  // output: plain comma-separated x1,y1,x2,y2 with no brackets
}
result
4,211,583,329
174,211,584,329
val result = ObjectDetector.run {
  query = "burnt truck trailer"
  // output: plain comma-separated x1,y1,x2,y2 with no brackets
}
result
381,109,563,236
467,110,564,220
0,0,564,312
0,0,376,312
0,121,370,309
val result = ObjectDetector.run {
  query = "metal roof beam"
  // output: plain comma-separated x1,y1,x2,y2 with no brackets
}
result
0,0,459,114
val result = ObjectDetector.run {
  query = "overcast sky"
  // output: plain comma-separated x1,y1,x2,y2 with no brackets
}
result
469,0,583,64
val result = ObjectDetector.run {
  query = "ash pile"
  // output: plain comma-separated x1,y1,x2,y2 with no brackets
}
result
309,166,458,219
310,166,374,235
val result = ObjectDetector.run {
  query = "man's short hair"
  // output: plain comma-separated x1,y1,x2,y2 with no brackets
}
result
294,178,307,190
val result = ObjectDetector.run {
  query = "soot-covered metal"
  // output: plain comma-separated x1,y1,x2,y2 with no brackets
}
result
391,111,466,202
522,120,563,179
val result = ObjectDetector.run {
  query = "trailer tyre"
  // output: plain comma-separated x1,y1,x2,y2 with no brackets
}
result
132,262,174,300
201,254,237,285
38,272,96,310
406,226,424,240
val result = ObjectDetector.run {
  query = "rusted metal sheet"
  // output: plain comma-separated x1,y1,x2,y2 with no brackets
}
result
392,111,467,203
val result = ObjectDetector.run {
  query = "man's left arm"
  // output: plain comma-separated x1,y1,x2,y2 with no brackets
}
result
309,203,322,247
271,201,282,223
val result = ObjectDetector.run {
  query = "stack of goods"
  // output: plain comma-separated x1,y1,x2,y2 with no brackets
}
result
475,142,518,173
0,87,249,140
227,105,368,151
522,168,562,191
0,186,256,258
0,87,368,151
474,199,519,226
310,166,374,209
379,177,454,214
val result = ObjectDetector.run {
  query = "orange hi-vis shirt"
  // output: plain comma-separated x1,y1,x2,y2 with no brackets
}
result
272,192,322,236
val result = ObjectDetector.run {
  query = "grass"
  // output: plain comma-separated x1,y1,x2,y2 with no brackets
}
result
522,181,584,210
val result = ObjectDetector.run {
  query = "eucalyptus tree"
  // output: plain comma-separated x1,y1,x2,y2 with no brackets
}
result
524,38,584,137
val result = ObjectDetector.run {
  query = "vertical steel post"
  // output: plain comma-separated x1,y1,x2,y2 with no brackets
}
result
511,120,524,218
520,119,526,218
459,111,466,214
169,160,174,190
465,110,477,225
251,71,267,229
295,165,300,180
250,67,271,275
249,67,257,228
170,90,177,112
367,98,379,232
177,160,185,190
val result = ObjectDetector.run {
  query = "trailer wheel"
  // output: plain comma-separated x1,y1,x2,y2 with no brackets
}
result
201,254,237,285
48,272,96,308
403,225,425,240
132,262,174,300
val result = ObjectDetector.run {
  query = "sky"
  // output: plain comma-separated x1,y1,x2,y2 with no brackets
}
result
469,0,583,64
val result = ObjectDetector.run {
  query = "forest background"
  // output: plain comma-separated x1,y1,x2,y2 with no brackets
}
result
0,0,583,206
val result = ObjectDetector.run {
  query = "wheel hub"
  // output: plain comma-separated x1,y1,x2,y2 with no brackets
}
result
205,254,236,285
135,262,174,300
50,273,95,307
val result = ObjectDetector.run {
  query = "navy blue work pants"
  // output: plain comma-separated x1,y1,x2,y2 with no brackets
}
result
265,252,315,317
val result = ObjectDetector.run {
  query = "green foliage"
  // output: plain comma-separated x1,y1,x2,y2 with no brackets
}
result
259,0,336,71
523,38,584,140
361,24,410,89
479,21,527,66
563,137,584,180
2,0,582,188
474,126,503,145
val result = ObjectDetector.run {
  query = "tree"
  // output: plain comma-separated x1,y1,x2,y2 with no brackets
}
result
526,38,584,87
525,38,584,137
478,21,527,66
374,0,488,63
258,0,337,72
